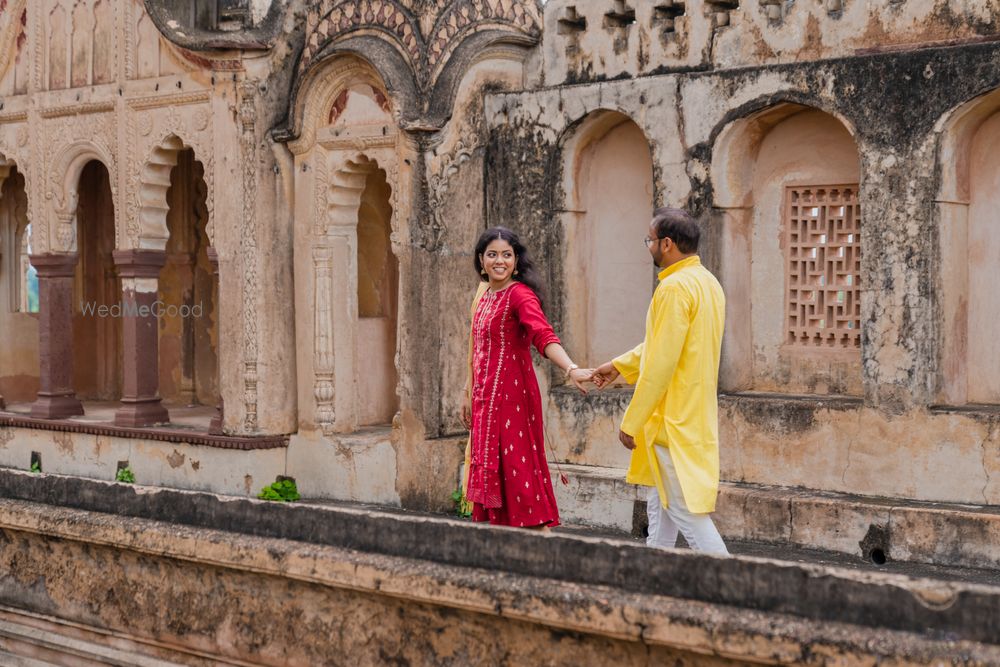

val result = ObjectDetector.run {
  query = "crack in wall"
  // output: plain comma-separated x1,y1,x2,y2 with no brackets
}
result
978,420,995,504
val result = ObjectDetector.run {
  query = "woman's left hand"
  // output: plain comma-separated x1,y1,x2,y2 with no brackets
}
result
568,368,592,394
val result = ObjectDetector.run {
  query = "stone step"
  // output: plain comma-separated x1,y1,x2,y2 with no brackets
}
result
553,462,1000,571
0,649,55,667
0,608,212,667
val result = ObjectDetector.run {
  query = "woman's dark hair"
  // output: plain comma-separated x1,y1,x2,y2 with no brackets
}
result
474,227,546,305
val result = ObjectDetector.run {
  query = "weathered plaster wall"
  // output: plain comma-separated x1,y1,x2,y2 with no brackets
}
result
966,110,1000,404
541,0,1000,86
0,424,285,496
484,39,1000,506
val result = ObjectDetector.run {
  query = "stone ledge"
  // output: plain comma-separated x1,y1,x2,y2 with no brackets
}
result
0,496,999,664
554,463,1000,571
720,391,864,410
2,470,1000,647
0,413,289,450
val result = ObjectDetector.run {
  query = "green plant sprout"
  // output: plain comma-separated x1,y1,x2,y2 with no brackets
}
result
30,460,41,474
258,478,300,502
451,488,472,519
115,466,136,484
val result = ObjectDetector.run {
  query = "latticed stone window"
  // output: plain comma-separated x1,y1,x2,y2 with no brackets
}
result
785,185,861,348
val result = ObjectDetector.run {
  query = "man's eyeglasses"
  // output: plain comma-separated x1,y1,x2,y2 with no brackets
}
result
643,236,666,248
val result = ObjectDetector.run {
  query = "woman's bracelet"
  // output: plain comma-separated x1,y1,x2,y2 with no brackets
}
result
564,363,579,378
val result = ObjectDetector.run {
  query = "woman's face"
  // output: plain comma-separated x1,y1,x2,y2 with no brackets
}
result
481,238,516,284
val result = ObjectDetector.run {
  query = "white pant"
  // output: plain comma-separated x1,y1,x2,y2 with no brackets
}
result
646,444,729,555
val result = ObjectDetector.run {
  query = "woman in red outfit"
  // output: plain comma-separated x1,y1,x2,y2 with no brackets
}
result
461,228,590,528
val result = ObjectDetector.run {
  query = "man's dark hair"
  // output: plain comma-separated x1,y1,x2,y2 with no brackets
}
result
652,207,700,254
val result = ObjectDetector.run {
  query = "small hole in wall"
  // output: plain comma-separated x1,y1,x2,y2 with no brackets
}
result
116,460,129,473
30,451,41,473
870,548,887,565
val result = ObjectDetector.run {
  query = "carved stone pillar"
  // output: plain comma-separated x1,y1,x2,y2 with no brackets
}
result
113,249,169,427
313,244,335,433
207,247,224,434
29,253,84,419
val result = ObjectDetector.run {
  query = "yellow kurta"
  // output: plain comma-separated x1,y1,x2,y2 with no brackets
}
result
613,255,725,514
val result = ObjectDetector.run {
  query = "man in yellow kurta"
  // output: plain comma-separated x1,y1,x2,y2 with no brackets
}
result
593,208,729,555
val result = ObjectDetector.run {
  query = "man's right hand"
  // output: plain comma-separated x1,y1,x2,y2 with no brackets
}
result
591,361,620,389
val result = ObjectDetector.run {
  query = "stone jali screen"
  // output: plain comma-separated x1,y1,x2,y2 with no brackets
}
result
785,185,861,348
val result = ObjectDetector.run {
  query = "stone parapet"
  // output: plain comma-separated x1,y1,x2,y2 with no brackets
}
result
0,471,999,664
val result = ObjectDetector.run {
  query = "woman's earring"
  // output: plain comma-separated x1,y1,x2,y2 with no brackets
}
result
514,268,519,276
481,268,488,277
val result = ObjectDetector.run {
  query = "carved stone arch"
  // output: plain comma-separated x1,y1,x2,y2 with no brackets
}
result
295,1,424,82
426,0,541,74
284,46,415,150
311,150,400,433
47,141,116,252
425,30,535,123
136,133,213,250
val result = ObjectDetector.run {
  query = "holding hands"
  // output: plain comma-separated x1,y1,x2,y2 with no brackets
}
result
568,360,619,392
590,361,620,388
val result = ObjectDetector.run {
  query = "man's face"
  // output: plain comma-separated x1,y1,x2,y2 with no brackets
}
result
646,221,668,268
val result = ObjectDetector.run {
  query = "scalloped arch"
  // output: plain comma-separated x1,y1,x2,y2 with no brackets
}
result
136,133,211,250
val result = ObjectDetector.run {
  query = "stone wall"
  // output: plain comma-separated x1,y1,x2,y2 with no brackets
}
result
484,28,1000,506
1,0,999,520
0,471,997,666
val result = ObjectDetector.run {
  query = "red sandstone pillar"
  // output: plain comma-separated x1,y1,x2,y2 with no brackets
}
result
207,247,224,434
29,253,84,419
113,249,169,427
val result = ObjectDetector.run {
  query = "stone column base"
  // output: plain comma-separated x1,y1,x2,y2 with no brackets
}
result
209,397,224,435
30,393,85,420
114,399,170,428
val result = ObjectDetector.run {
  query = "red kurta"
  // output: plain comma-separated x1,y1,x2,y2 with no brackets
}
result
467,282,561,527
